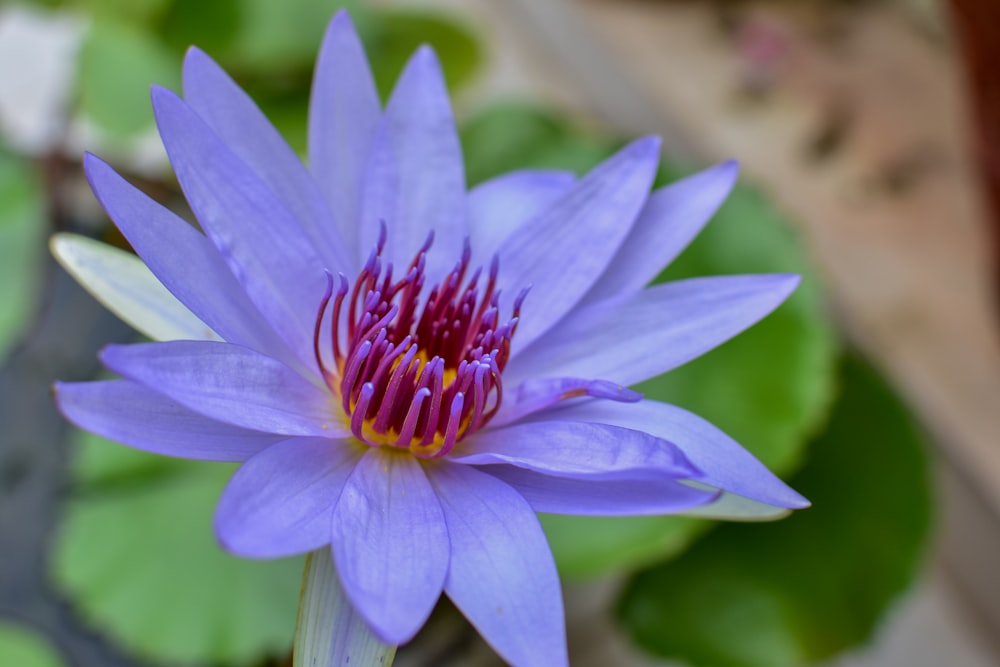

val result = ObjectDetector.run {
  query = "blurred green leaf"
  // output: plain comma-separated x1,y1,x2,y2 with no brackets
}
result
618,354,933,667
541,514,712,582
461,103,618,185
79,19,181,137
220,0,363,72
0,623,65,667
82,0,171,26
25,0,168,24
367,8,482,101
462,104,838,578
55,432,303,666
0,150,44,359
159,0,243,57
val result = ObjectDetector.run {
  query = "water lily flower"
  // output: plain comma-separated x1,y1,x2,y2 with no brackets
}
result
53,10,808,667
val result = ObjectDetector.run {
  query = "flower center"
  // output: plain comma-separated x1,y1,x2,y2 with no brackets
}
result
314,230,525,458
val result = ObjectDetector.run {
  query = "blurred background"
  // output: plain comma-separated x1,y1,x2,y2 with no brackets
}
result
0,0,997,665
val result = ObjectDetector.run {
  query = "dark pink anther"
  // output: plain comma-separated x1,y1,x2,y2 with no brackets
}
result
313,234,523,456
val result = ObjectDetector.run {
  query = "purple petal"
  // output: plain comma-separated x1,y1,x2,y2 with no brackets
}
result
215,437,360,558
428,463,567,667
151,86,327,368
100,341,345,438
331,448,448,644
491,377,641,428
467,169,575,269
55,380,281,461
359,47,466,281
507,273,800,387
583,160,739,303
452,420,698,481
309,10,380,269
484,465,718,516
84,154,295,364
497,138,661,350
182,47,351,275
550,399,809,512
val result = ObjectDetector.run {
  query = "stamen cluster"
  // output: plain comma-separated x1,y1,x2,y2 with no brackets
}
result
314,230,525,457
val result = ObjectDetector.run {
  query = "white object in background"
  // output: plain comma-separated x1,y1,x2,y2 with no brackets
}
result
0,5,86,154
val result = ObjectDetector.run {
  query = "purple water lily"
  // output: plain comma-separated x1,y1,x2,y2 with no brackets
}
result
53,10,808,667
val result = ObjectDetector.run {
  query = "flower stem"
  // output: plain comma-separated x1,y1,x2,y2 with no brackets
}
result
294,548,397,667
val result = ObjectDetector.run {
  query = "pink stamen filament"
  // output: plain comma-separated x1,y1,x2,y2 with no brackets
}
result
313,232,522,457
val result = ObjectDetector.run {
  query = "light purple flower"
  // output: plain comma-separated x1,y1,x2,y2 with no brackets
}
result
53,10,808,667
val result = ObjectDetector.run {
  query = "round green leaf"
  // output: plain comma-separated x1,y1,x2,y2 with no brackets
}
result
0,623,66,667
219,0,363,72
367,8,483,102
0,149,44,359
460,103,618,186
159,0,243,57
78,19,181,137
618,354,934,667
54,432,303,666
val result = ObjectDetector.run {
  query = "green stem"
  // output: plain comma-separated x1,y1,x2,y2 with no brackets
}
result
293,548,397,667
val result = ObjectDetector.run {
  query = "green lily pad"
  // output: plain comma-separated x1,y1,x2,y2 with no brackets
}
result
366,8,483,101
219,0,363,72
78,18,181,138
618,354,933,667
0,149,44,360
461,103,618,186
461,104,838,578
54,432,303,666
0,623,66,667
159,0,244,58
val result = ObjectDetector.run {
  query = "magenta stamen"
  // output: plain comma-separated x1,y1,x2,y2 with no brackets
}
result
351,383,375,440
418,360,445,447
370,338,413,431
395,388,430,446
313,272,335,383
435,393,465,458
314,235,522,455
340,339,372,413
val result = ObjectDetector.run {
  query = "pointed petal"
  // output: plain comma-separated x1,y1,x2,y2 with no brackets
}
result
100,341,345,438
490,377,640,428
507,273,800,387
151,86,326,366
483,465,717,516
50,234,216,342
83,155,295,363
551,399,809,512
55,380,281,461
331,448,448,644
215,437,360,558
183,47,351,274
359,47,465,280
428,463,567,667
309,9,380,268
584,160,738,303
467,169,575,269
452,420,698,481
497,138,661,350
